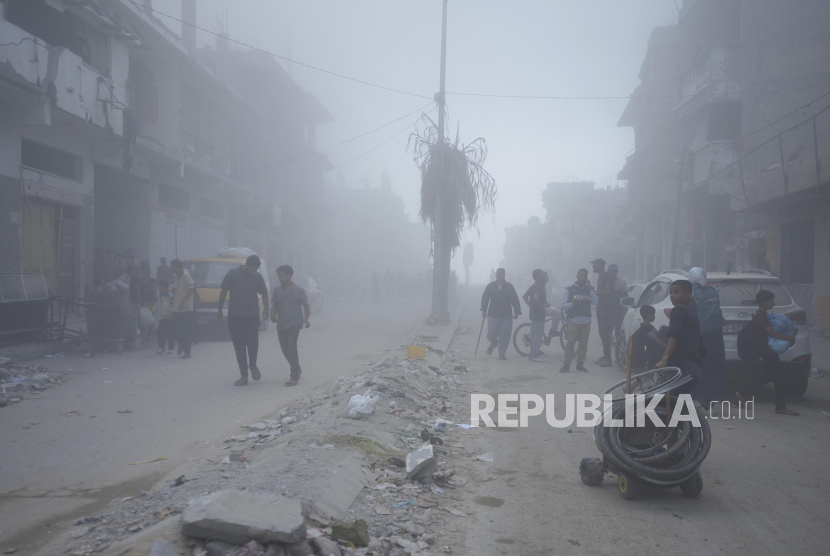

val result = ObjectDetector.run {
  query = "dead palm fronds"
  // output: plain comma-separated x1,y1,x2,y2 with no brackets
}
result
408,115,497,248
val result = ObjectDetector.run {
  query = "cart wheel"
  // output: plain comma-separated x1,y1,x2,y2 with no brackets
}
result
579,457,604,486
680,471,703,498
618,472,640,500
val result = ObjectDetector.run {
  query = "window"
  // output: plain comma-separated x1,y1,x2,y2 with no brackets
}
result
200,197,224,220
159,184,190,211
21,139,82,181
707,101,742,141
637,280,670,307
711,281,794,307
184,261,237,286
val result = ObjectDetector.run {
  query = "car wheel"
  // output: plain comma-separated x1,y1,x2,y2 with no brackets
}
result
615,333,628,371
787,372,809,397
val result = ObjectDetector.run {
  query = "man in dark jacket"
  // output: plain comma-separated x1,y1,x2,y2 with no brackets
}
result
481,268,522,360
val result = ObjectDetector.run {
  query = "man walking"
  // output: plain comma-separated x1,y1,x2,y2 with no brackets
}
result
271,265,310,387
607,264,628,342
480,268,522,360
560,268,598,372
592,258,614,367
170,259,195,359
156,257,174,285
218,255,269,386
523,269,549,363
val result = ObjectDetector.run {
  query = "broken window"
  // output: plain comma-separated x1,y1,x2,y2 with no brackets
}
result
21,138,83,181
707,101,742,141
159,184,190,212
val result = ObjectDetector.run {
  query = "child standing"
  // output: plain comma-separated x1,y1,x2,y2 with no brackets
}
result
654,280,704,395
156,280,175,354
631,304,666,373
736,290,799,416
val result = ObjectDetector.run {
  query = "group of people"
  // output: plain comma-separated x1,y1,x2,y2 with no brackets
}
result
216,255,310,388
372,269,429,303
480,260,800,415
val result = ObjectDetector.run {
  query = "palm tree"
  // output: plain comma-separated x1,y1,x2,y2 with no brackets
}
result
462,242,474,286
409,115,497,319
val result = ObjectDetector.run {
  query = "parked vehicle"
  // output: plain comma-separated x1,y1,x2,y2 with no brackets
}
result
183,256,271,333
616,270,811,396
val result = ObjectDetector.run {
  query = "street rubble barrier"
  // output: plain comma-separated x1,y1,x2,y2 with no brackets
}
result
47,318,481,556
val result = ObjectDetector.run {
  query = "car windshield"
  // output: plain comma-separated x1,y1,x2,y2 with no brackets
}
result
710,281,794,307
184,262,238,286
637,281,670,307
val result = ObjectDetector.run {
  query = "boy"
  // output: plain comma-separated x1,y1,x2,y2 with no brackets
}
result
155,280,175,354
631,304,666,372
560,268,598,373
735,290,799,416
522,269,549,362
654,280,704,394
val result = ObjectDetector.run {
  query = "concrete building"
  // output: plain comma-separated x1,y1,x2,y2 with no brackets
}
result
619,0,830,328
0,0,331,299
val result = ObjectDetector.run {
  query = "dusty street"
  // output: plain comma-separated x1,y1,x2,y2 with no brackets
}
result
452,297,830,556
0,296,429,549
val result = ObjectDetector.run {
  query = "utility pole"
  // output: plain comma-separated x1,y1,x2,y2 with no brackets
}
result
431,0,449,320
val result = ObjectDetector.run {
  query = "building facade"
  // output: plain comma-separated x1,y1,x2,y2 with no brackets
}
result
0,0,331,298
619,0,830,328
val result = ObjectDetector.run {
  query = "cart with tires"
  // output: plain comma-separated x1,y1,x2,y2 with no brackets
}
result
579,367,710,500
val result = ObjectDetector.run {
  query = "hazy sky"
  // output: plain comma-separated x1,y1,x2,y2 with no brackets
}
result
153,0,678,283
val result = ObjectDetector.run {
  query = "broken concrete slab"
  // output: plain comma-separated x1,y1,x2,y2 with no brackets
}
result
313,454,366,520
406,445,437,479
148,539,179,556
181,490,305,545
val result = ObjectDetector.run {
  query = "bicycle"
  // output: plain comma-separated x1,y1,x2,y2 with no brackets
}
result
513,312,572,356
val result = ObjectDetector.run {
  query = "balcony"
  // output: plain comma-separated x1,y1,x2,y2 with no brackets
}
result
676,46,739,113
0,18,50,92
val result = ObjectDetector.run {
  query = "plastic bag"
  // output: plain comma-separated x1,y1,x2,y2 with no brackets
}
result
217,247,257,258
346,389,379,417
767,313,796,354
138,307,156,330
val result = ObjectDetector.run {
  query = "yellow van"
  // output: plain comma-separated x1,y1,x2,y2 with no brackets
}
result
183,257,271,331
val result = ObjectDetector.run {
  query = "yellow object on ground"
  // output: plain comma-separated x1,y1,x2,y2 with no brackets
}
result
407,345,426,359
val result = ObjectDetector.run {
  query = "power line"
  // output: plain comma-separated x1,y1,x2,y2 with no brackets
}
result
740,89,830,141
126,0,830,104
334,107,437,170
446,81,830,100
166,102,434,184
126,0,432,100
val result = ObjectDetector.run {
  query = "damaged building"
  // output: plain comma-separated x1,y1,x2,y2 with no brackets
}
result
619,0,830,328
0,0,331,297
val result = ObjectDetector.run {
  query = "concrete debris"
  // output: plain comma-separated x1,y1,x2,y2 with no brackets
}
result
205,540,238,556
433,419,452,433
0,359,65,408
405,445,437,480
181,490,306,545
330,519,370,547
474,453,494,463
311,537,342,556
148,540,178,556
404,521,425,536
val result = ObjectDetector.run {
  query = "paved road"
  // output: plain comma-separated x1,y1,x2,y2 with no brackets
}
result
0,296,428,546
454,298,830,556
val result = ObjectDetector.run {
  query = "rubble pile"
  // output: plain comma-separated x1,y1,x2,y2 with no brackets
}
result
0,356,67,407
55,330,478,556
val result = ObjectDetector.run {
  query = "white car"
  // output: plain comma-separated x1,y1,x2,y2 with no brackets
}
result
616,270,811,397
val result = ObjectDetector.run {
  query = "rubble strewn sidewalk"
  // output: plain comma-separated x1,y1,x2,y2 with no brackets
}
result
0,356,69,408
35,308,499,556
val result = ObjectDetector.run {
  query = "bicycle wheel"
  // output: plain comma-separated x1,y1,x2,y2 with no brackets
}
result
513,322,532,356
